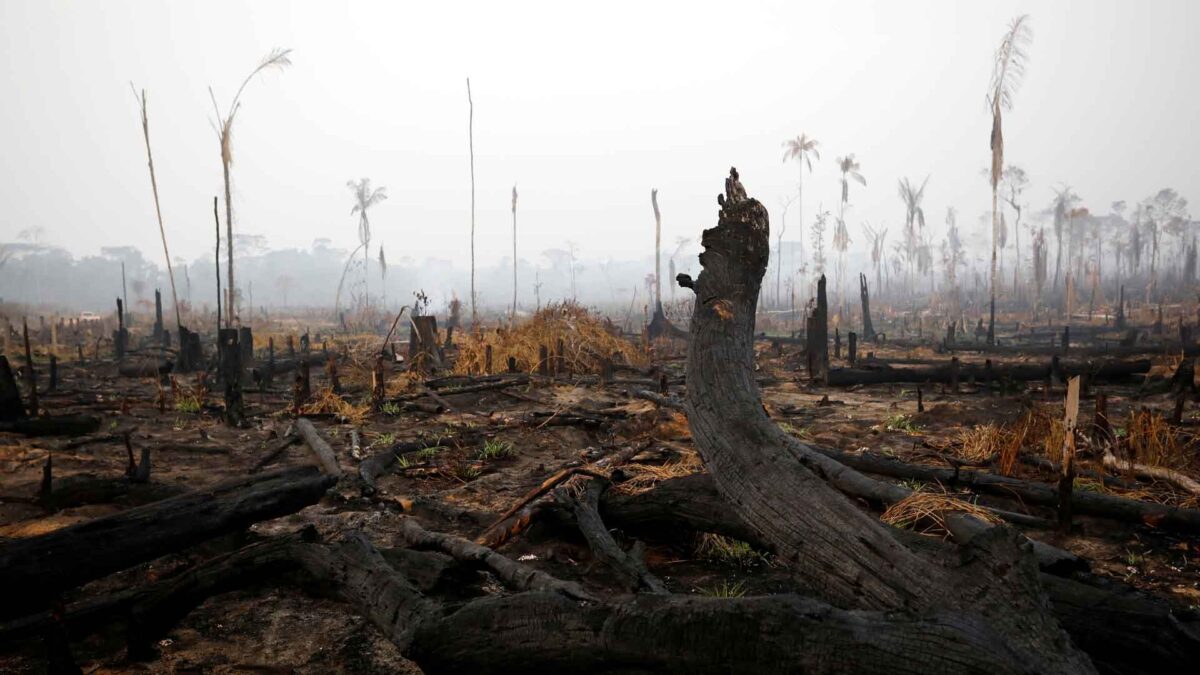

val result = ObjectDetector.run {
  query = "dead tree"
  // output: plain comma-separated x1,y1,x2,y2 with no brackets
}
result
859,272,876,341
805,275,829,383
674,168,1093,673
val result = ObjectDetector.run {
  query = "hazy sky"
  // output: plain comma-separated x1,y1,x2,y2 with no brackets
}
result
1,0,1197,269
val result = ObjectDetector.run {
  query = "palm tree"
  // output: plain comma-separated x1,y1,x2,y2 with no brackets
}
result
782,134,820,254
209,47,292,325
897,176,928,295
986,14,1031,344
335,178,387,315
863,222,888,296
835,154,865,308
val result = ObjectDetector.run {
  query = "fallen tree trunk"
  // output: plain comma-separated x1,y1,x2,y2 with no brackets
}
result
295,524,1081,674
597,474,1200,675
0,465,334,620
817,445,1200,532
0,414,101,437
826,357,1150,386
118,358,173,378
295,417,344,477
673,169,1094,672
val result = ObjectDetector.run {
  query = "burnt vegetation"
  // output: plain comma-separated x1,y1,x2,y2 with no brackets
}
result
3,13,1200,675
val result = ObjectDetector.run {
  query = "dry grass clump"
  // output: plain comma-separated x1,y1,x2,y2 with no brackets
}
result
299,387,370,425
454,303,645,375
882,490,1002,538
618,450,704,493
954,408,1050,474
1122,409,1196,469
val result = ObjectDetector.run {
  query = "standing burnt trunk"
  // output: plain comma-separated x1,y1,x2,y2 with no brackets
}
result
805,275,829,384
676,168,1093,673
1115,285,1126,330
0,355,25,421
219,329,243,427
859,273,876,342
153,289,164,343
113,298,128,361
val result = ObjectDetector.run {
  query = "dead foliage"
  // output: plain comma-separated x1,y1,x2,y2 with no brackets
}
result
881,489,1003,538
454,303,646,375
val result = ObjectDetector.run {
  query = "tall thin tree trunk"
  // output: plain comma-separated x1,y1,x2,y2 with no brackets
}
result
512,185,518,320
652,189,662,312
467,78,476,326
213,197,222,337
133,88,181,331
988,187,998,345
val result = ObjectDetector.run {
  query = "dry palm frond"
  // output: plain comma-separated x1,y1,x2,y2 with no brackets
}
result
454,302,645,375
616,450,704,493
882,491,1002,538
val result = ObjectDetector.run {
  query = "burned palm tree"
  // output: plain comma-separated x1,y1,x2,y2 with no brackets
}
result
897,176,928,296
335,179,387,316
986,14,1031,344
130,85,181,332
209,47,292,325
863,222,888,296
835,154,865,307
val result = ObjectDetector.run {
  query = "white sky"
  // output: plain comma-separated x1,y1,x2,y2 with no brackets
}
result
1,0,1197,267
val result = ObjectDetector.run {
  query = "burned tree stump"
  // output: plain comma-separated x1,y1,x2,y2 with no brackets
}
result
805,275,829,384
0,355,26,421
219,328,244,426
408,316,442,373
859,273,876,342
676,167,1093,673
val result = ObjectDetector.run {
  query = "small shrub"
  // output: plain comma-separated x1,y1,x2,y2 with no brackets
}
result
175,397,203,414
695,534,771,567
700,580,748,598
478,438,515,461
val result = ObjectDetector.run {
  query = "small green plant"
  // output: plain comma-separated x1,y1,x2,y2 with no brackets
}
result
452,463,482,482
109,420,120,431
374,432,397,447
700,579,748,598
395,455,412,469
778,423,811,438
1124,549,1144,568
899,479,927,492
884,414,919,432
416,446,441,461
380,401,401,416
696,534,771,567
478,438,515,461
175,397,202,414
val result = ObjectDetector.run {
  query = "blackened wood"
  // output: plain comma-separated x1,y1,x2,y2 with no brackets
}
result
0,466,334,620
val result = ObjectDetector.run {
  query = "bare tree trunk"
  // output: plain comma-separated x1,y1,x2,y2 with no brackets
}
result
675,168,1093,673
133,88,181,331
652,188,662,311
467,78,476,326
223,160,234,325
213,197,222,336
